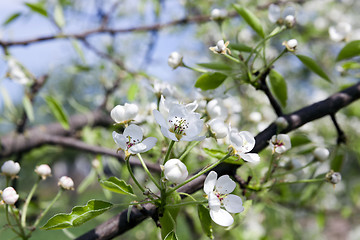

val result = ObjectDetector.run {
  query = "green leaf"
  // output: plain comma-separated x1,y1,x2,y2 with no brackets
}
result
25,2,48,17
197,63,232,71
342,61,360,70
198,205,213,239
54,4,65,28
290,135,311,148
238,200,253,221
164,231,178,240
336,40,360,62
195,72,227,90
229,43,253,52
267,69,287,108
203,148,240,164
330,152,344,172
127,82,139,101
296,54,331,82
160,191,181,239
3,12,21,26
233,4,265,38
42,200,113,230
71,39,86,63
45,96,70,130
23,95,35,122
99,176,135,196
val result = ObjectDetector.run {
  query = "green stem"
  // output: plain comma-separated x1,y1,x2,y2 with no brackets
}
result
113,199,158,208
270,178,325,188
265,154,276,183
179,141,199,161
266,49,287,69
33,189,63,228
224,54,241,63
167,200,208,208
164,140,175,165
273,160,316,178
126,157,145,193
10,206,27,239
167,152,232,195
182,63,207,73
21,178,40,227
5,205,22,237
137,153,161,190
178,192,197,201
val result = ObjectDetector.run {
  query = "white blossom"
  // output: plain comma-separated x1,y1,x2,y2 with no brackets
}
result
1,160,20,178
269,134,291,154
203,171,244,227
283,39,298,51
329,22,352,42
1,187,19,205
163,159,188,184
208,118,228,139
168,52,183,69
110,103,139,123
206,98,228,120
58,176,75,190
209,40,231,55
268,4,296,27
211,8,227,21
228,126,260,163
313,147,330,162
35,164,52,180
112,124,157,154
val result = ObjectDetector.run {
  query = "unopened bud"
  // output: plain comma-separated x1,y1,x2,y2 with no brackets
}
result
164,159,188,184
211,8,227,21
326,170,341,184
284,15,296,28
110,103,138,123
58,176,75,190
1,160,20,178
283,39,298,52
1,187,19,205
313,147,330,162
168,52,183,69
35,164,52,180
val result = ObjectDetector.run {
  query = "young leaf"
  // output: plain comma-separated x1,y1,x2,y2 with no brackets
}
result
41,200,113,230
296,55,331,82
233,4,265,38
238,200,252,221
54,4,66,28
164,231,179,240
25,2,48,17
99,176,135,196
45,96,70,130
198,205,214,239
3,12,21,26
160,191,181,239
127,82,139,101
71,39,86,63
197,63,233,71
229,43,253,52
336,40,360,62
267,69,287,108
195,72,227,90
203,148,239,163
23,95,35,122
342,61,360,70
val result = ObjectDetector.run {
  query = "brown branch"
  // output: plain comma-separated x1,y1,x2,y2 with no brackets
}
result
76,82,360,240
330,114,346,145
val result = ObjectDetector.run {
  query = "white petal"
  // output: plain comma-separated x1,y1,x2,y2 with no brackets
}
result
164,159,188,184
215,175,236,194
283,6,295,18
208,191,221,210
140,137,157,152
124,103,139,119
239,131,255,153
223,194,244,213
203,171,217,194
210,208,234,227
123,124,143,142
268,4,281,23
182,135,206,142
239,153,260,164
129,143,147,154
160,126,178,141
229,129,243,149
110,105,125,123
153,109,168,128
185,101,198,112
112,131,127,150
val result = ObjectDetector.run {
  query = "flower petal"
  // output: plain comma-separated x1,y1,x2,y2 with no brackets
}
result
112,131,127,150
208,191,221,210
239,131,255,153
160,126,178,141
204,171,217,194
223,194,244,213
123,124,143,141
210,208,234,227
153,109,168,128
140,137,157,152
215,175,236,194
239,153,260,164
268,4,281,23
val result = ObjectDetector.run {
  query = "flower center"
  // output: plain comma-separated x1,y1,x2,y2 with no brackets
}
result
214,190,227,206
273,139,284,148
126,136,141,149
169,116,189,139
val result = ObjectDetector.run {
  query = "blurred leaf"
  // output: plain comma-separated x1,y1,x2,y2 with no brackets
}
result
164,231,178,240
316,211,325,230
3,12,21,26
45,96,70,130
296,54,331,82
203,148,240,164
330,151,344,172
342,61,360,70
54,4,65,28
71,39,86,63
197,63,232,71
42,200,113,230
233,5,265,38
0,87,16,114
198,205,213,239
336,40,360,62
195,72,227,90
77,169,96,194
229,43,252,52
99,176,135,196
23,95,34,122
25,2,48,17
267,69,287,108
127,82,139,101
160,191,181,239
291,135,311,148
238,200,252,221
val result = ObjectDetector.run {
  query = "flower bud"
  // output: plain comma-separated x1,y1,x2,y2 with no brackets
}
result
167,52,183,69
35,164,52,180
110,103,138,123
206,98,228,120
275,117,288,130
210,8,227,21
209,40,230,55
92,159,100,169
313,147,330,162
284,15,296,28
1,160,20,177
164,159,188,184
58,176,75,190
208,118,227,139
1,187,19,205
283,39,298,52
326,170,341,184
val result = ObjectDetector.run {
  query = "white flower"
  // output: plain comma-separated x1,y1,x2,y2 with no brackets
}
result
208,118,228,139
35,164,52,180
228,126,260,163
268,4,296,27
284,15,296,28
283,39,298,52
211,8,227,21
7,57,32,85
313,147,330,162
203,171,244,227
113,124,157,154
269,134,291,154
110,103,139,123
163,159,188,184
153,102,205,142
58,176,75,190
209,40,231,55
168,52,183,69
329,22,352,42
206,98,228,120
1,187,19,205
1,160,20,177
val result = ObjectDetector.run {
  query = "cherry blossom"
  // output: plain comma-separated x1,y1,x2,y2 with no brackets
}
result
269,134,291,154
228,126,260,163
